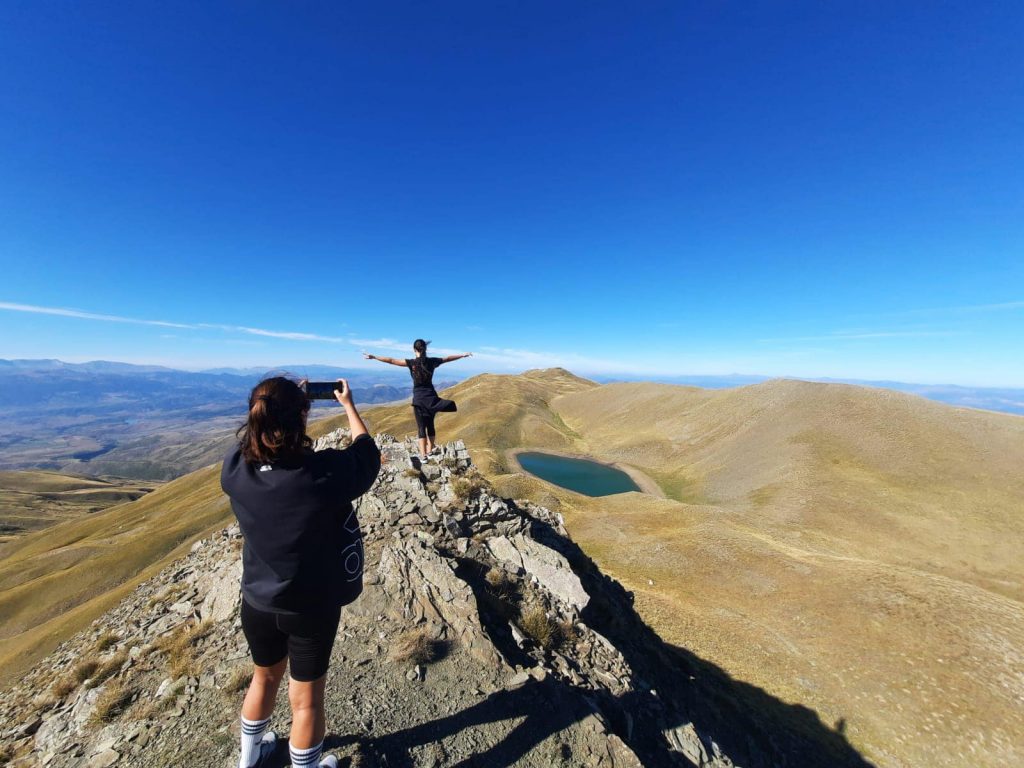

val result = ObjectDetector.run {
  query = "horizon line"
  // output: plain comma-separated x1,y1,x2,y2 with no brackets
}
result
2,355,1024,393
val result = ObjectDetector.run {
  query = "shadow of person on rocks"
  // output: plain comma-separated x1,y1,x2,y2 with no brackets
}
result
368,676,592,768
365,511,878,768
532,515,877,768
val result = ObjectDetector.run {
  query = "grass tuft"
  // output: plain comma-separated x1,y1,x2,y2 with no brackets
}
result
73,659,100,684
85,651,128,689
50,676,78,699
451,474,488,501
518,604,564,650
223,666,251,695
153,620,214,679
94,631,119,652
389,627,448,666
89,682,135,726
485,567,516,596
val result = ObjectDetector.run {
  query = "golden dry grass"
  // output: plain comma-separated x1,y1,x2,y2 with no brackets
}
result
331,370,1024,768
4,369,1022,767
389,627,448,666
84,651,127,689
0,464,231,687
89,681,135,726
0,470,157,543
223,665,251,695
517,604,563,650
153,619,214,679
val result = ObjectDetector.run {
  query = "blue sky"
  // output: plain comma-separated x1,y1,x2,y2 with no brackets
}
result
0,2,1021,386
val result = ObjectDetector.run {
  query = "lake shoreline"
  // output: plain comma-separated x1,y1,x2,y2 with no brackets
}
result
506,447,667,499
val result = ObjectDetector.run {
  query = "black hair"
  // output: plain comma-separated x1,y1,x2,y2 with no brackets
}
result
410,339,432,385
237,376,312,463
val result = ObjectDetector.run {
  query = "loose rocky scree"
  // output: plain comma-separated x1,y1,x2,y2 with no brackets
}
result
0,433,731,767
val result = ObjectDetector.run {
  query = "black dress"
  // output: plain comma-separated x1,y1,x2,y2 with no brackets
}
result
406,356,457,438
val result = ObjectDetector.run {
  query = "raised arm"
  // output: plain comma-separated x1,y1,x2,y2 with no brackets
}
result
440,352,473,364
363,353,407,367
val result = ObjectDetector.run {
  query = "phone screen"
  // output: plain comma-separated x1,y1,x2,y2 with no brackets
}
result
304,382,338,400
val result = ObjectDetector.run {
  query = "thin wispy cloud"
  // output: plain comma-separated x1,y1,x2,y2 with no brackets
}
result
201,324,347,343
348,337,404,350
0,300,348,344
0,301,192,329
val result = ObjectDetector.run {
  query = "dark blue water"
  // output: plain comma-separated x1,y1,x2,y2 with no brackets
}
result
517,452,640,497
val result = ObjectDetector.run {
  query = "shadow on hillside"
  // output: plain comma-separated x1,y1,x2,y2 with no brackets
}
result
366,515,877,768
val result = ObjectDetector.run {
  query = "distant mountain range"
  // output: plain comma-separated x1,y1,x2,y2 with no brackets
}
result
1,358,1019,481
0,359,458,478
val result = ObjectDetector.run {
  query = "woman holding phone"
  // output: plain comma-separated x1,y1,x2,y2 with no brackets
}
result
221,376,380,768
364,339,472,459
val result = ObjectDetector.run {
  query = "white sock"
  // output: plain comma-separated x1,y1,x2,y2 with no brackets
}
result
239,715,271,768
289,740,324,768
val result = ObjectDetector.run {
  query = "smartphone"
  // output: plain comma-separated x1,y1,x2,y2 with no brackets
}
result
303,381,341,400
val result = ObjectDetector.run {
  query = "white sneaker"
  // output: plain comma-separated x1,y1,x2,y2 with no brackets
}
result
319,756,339,768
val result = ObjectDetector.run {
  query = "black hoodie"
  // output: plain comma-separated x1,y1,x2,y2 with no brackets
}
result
220,434,381,614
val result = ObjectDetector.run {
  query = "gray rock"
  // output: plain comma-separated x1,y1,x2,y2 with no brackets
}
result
507,671,531,688
664,721,709,766
199,558,242,623
87,748,120,767
488,534,590,610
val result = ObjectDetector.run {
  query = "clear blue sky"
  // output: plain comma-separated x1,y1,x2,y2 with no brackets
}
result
1,2,1021,386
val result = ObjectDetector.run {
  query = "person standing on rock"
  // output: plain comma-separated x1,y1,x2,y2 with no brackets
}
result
221,376,381,768
364,339,472,460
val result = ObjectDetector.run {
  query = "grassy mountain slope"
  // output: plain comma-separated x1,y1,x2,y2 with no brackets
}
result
0,465,231,685
3,369,1020,765
316,371,1024,767
0,470,159,542
311,367,597,479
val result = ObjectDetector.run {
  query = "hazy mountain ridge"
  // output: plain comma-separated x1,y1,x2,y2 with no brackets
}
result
0,360,455,480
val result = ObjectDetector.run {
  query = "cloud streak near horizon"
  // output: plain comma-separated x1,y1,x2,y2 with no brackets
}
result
0,300,638,373
0,301,348,344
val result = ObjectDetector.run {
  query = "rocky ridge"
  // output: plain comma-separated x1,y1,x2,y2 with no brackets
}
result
0,432,734,767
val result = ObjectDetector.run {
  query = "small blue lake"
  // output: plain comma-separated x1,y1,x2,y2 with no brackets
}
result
517,452,640,497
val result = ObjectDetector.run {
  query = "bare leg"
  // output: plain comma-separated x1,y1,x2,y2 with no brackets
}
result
241,657,287,722
288,674,328,749
418,437,429,457
426,435,435,453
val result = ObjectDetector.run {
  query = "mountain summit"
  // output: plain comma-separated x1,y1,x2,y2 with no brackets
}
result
0,432,869,767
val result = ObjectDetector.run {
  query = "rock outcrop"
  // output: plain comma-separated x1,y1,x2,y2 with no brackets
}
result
0,433,735,767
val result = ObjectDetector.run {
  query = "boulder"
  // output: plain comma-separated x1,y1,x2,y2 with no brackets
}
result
377,539,500,665
488,534,590,611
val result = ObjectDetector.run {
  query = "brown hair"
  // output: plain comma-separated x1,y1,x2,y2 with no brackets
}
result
237,376,311,464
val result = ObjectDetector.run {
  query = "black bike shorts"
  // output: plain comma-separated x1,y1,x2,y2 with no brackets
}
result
240,597,341,682
412,405,436,439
